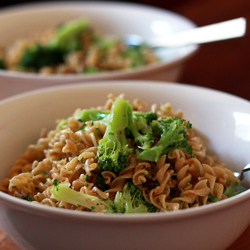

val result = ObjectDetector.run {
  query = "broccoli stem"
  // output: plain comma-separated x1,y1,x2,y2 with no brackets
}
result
48,18,89,53
97,98,132,173
108,97,129,133
127,105,150,143
51,182,100,210
51,181,116,213
101,97,129,147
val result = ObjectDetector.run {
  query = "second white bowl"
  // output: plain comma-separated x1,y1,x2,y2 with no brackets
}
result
0,1,198,99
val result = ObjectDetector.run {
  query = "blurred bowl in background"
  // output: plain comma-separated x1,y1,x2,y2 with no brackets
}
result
0,1,198,99
0,80,250,250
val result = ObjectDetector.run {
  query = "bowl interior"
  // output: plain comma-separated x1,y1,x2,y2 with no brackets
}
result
0,81,249,182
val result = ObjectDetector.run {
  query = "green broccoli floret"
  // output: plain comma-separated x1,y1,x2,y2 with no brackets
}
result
139,111,158,125
51,179,116,213
19,18,95,71
223,181,247,198
207,193,219,202
19,44,64,71
114,181,157,213
48,18,90,53
131,111,157,133
127,105,157,150
97,97,132,174
137,116,193,162
22,193,34,201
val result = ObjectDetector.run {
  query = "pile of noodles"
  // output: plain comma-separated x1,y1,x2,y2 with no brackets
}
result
0,94,240,212
0,23,158,74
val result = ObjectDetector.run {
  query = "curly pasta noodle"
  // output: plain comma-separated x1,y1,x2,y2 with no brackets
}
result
0,94,243,213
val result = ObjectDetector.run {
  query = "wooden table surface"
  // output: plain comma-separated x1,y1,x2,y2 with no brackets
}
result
152,0,250,102
0,0,250,249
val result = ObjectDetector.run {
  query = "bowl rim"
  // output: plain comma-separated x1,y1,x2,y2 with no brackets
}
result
0,1,198,81
0,80,250,223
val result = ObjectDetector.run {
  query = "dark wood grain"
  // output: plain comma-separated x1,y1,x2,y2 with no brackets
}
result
142,0,250,101
0,0,249,249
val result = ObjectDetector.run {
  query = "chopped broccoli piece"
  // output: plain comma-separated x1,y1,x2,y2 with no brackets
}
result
51,180,116,213
207,193,219,202
22,193,34,201
114,181,157,213
19,44,64,71
137,116,193,162
223,181,247,198
97,98,132,173
122,45,146,68
79,124,87,131
48,18,89,53
127,105,157,150
83,66,100,74
57,118,67,130
131,111,157,134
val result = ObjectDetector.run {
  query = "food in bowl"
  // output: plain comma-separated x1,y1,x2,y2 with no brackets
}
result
0,2,199,101
0,81,250,250
0,93,246,213
0,18,158,75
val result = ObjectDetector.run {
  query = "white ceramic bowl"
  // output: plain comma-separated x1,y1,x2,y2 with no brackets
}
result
0,81,250,250
0,1,198,99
